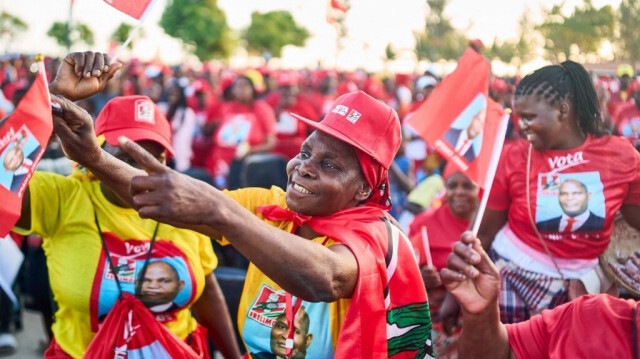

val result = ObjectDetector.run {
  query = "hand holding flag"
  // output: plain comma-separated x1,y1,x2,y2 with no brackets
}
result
50,94,103,166
49,52,122,102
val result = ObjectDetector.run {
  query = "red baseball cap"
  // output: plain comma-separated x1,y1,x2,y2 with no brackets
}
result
277,71,300,87
94,96,174,157
290,91,401,169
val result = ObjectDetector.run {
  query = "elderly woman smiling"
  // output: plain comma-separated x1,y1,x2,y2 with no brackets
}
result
52,60,433,358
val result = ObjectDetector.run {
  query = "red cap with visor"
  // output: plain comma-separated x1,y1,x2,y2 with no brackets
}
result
290,91,402,209
94,95,174,157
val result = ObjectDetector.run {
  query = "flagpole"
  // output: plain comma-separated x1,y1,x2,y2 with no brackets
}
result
111,0,159,63
35,54,49,99
420,225,433,267
66,0,74,53
470,110,510,235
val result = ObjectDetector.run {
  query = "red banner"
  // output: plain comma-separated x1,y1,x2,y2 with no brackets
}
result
331,0,348,12
84,294,203,359
0,62,52,237
406,48,504,188
103,0,153,20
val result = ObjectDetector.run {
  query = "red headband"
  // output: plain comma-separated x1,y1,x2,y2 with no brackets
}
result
356,149,391,210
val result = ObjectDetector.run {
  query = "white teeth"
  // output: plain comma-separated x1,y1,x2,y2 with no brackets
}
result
293,183,312,194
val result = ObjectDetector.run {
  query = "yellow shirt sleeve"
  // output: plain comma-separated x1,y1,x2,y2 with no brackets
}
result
197,233,217,273
13,171,87,238
222,185,287,214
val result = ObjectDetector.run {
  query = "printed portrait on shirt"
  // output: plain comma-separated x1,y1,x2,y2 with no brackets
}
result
442,93,486,164
217,114,253,146
244,284,330,359
0,125,41,194
535,172,606,233
90,234,197,329
619,117,640,146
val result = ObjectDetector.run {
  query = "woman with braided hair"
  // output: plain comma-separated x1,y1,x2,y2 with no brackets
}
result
477,60,640,323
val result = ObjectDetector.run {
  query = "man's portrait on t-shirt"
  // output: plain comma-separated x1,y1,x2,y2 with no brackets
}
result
535,172,606,233
94,236,195,322
217,114,252,146
619,117,640,146
135,260,186,314
244,285,330,359
0,125,41,194
442,93,487,164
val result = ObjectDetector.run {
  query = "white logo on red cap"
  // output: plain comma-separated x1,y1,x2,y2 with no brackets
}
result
135,100,155,124
332,105,349,116
346,109,361,124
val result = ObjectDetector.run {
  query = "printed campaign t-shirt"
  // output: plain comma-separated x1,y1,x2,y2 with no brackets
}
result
488,135,640,260
208,101,277,177
506,294,638,358
222,187,350,358
615,102,640,147
14,171,217,358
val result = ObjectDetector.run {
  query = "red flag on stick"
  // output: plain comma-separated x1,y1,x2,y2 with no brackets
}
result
331,0,348,12
103,0,153,20
0,60,52,237
406,48,504,189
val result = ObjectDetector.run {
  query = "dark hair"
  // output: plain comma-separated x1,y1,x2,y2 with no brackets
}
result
514,60,609,136
231,75,257,102
166,83,187,122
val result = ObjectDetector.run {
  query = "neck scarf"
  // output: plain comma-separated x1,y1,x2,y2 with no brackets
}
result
255,204,432,358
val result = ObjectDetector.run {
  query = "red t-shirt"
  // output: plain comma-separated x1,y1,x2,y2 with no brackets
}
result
488,136,640,259
608,90,631,120
506,294,638,358
615,102,640,147
408,204,470,270
207,100,276,176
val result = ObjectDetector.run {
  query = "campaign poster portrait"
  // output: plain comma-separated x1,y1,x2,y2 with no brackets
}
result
90,234,197,328
619,117,640,146
244,284,333,359
0,125,42,194
217,114,253,146
535,171,606,233
441,93,487,164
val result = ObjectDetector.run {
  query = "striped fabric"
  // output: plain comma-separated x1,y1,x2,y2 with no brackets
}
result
491,250,568,324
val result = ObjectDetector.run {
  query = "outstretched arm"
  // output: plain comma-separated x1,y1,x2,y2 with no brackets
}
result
440,232,515,359
114,138,358,303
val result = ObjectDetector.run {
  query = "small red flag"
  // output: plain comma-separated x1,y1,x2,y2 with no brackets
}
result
103,0,153,20
330,0,348,12
406,48,504,188
0,62,52,236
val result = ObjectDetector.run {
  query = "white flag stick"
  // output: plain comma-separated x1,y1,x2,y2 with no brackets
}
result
470,111,510,235
111,0,158,63
421,225,434,267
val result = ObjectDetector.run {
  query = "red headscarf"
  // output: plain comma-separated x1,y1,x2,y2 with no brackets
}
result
356,149,392,210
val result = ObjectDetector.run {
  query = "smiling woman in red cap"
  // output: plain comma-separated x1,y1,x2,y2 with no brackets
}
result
12,53,241,359
52,53,433,357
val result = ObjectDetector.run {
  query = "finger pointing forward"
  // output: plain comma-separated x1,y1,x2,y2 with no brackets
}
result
117,136,166,175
